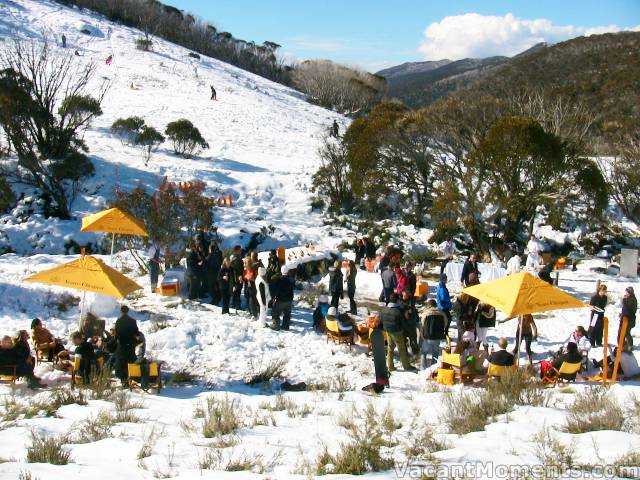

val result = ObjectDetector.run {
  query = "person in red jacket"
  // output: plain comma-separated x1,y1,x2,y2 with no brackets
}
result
394,266,408,296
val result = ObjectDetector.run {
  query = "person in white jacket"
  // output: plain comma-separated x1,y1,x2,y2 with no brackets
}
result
525,235,542,270
563,326,591,355
255,267,271,326
506,254,522,275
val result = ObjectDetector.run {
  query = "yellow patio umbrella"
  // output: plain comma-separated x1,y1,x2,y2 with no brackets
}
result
461,271,588,365
80,207,148,262
24,254,142,324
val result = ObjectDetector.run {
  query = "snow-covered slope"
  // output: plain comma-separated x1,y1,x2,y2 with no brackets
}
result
0,0,347,254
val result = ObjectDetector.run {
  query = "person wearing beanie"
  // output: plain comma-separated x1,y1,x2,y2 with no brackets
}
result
271,265,294,330
621,287,637,348
313,294,330,331
255,267,271,326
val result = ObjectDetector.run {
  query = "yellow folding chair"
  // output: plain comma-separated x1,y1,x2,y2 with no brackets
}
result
441,350,475,384
487,363,515,378
325,319,354,349
0,365,17,384
544,361,581,386
127,362,162,392
71,356,104,388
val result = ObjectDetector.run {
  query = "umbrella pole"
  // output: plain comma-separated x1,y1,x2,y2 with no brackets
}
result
110,233,115,266
79,290,86,330
516,316,523,367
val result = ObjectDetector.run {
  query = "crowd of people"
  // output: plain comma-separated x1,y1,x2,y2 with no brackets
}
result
0,306,149,389
149,231,297,330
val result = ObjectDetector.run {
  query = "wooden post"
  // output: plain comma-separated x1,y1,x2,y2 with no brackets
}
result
602,316,608,385
611,316,628,385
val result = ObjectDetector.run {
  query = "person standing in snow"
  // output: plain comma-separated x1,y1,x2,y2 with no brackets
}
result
420,299,448,369
229,245,244,312
346,260,358,315
255,267,271,326
147,240,163,293
105,55,113,65
114,305,139,385
331,119,339,138
363,237,376,260
328,261,344,309
272,266,295,331
206,242,223,305
460,253,480,286
620,287,637,348
61,34,67,48
380,265,397,305
210,85,217,101
381,293,417,372
436,274,453,333
588,284,607,347
438,238,458,274
525,235,542,270
218,258,233,314
187,240,206,300
265,250,281,299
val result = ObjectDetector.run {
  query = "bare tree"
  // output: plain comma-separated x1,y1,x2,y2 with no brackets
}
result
602,134,640,227
0,38,107,218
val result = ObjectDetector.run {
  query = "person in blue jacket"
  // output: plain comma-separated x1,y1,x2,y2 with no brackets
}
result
436,274,453,334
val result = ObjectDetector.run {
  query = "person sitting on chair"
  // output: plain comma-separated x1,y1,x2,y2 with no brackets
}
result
31,318,65,361
337,313,354,334
541,342,582,381
70,331,98,383
13,330,34,368
483,337,515,369
312,294,330,331
563,326,591,355
0,335,45,388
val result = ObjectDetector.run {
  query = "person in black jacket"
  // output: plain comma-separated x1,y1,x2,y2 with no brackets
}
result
265,250,281,301
206,242,223,305
620,286,637,348
420,299,447,369
588,284,607,347
399,288,419,355
0,335,44,388
114,305,139,385
363,237,376,259
483,337,515,368
328,261,343,309
380,265,397,304
218,258,233,314
271,266,295,331
538,258,555,285
70,331,98,383
381,293,416,372
354,239,365,269
346,260,357,314
460,253,480,286
187,241,206,300
229,245,245,312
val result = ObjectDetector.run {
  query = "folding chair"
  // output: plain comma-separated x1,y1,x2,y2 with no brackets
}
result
0,365,17,384
325,319,354,349
32,337,56,366
487,363,515,379
128,362,162,392
441,350,475,384
543,361,581,386
71,356,104,388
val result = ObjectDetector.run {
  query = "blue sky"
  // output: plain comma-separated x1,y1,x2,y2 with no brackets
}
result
164,0,640,71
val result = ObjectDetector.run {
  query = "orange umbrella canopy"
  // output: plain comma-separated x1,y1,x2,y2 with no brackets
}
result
461,271,587,317
24,255,142,298
80,207,148,236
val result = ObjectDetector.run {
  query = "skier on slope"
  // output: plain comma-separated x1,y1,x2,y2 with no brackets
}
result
210,85,217,101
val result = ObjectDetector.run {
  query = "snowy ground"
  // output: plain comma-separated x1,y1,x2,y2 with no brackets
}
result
1,1,640,479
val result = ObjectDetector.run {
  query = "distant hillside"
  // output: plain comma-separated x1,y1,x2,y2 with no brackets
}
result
378,33,640,147
377,43,547,108
462,32,640,145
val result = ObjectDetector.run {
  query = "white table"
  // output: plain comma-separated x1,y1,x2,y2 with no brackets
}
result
445,262,506,284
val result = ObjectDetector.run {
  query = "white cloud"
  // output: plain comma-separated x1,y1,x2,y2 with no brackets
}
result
418,13,639,60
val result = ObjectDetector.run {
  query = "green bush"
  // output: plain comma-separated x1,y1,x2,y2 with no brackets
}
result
111,116,145,145
134,126,165,165
165,119,209,158
135,38,153,51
